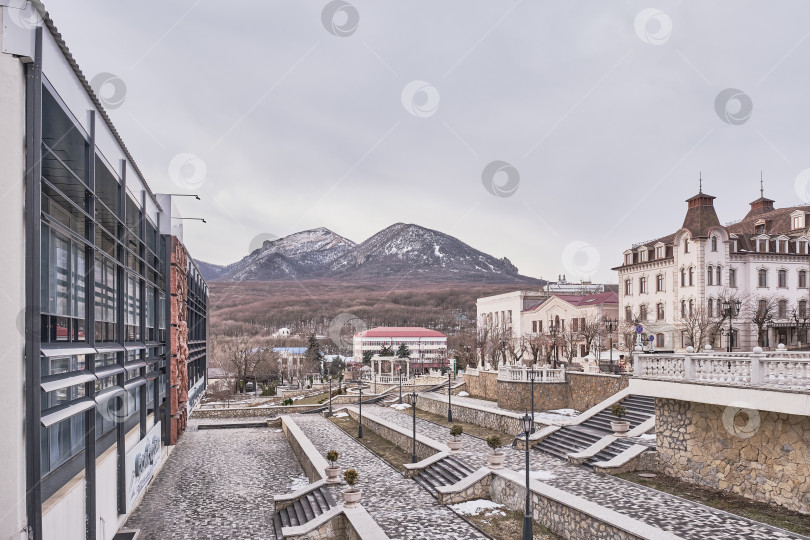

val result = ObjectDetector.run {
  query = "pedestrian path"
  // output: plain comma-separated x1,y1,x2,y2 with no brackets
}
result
292,414,488,540
369,404,805,540
125,419,304,540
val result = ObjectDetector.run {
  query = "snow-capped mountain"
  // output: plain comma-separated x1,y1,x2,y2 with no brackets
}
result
199,227,355,281
196,223,538,284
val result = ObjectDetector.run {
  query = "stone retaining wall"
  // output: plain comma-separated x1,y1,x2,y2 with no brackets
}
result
491,475,652,540
409,393,524,435
345,408,443,462
192,404,322,418
463,370,498,400
656,398,810,514
464,370,630,412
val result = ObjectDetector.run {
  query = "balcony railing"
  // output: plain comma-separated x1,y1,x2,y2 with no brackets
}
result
497,366,565,383
634,345,810,392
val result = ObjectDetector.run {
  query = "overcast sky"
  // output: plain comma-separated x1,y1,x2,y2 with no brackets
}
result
44,0,810,282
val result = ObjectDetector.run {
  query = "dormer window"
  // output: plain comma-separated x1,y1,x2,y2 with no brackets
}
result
755,219,766,234
757,238,768,252
798,239,807,255
778,239,788,254
791,210,805,231
655,245,665,259
638,249,648,262
624,252,633,265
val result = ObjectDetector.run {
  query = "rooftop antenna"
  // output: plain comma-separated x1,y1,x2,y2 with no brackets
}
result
760,170,764,198
699,171,702,193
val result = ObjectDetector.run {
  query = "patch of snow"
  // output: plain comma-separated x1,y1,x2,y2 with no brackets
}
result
288,474,310,492
518,469,556,481
457,391,469,397
546,409,579,416
273,429,282,433
333,412,348,418
533,409,581,422
390,403,411,410
450,499,505,516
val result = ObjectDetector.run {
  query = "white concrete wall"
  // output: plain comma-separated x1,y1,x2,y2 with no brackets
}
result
0,9,29,539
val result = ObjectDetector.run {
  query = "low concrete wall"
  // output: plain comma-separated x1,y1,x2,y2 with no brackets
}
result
344,407,446,462
409,393,525,435
193,404,322,418
281,415,329,482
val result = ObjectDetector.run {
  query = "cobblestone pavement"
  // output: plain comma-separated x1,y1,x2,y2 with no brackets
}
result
125,419,302,540
369,404,806,540
292,414,488,540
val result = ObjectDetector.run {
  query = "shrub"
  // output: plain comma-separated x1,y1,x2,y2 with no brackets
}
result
611,403,627,419
343,468,358,487
450,425,463,439
486,435,502,452
282,398,294,406
326,450,339,467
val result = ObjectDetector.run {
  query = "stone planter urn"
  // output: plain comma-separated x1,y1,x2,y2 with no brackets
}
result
325,466,341,483
486,451,505,469
610,420,630,436
447,439,462,452
342,488,362,508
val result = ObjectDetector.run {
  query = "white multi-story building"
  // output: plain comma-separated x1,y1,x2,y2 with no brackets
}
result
352,327,447,370
615,187,810,352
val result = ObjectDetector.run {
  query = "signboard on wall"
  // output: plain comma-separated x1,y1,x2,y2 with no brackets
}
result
125,421,163,512
187,377,205,415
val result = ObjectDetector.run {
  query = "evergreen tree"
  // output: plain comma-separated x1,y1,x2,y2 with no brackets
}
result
379,344,395,356
305,334,324,378
396,344,411,358
362,350,374,365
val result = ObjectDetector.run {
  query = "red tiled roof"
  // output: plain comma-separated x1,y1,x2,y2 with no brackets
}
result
356,327,447,338
522,292,618,311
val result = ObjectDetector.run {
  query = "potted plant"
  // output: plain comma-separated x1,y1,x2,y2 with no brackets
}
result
325,450,341,483
610,403,630,436
342,468,362,507
448,425,463,452
485,435,505,469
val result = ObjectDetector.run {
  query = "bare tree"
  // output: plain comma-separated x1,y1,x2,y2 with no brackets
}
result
748,297,777,347
504,336,527,366
579,315,603,360
679,305,717,352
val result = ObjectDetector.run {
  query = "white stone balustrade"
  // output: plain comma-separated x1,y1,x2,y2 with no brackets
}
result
634,345,810,392
497,366,565,383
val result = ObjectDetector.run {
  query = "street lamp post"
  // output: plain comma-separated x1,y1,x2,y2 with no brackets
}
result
604,318,618,371
328,375,333,417
521,413,533,540
447,370,453,422
411,391,419,463
547,320,560,369
722,299,742,352
357,380,363,439
398,366,403,404
529,368,535,432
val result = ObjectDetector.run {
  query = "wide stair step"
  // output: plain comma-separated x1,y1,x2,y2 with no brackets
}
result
413,456,476,497
271,486,337,539
534,395,655,464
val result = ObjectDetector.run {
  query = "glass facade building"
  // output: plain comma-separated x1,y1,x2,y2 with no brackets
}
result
1,7,208,540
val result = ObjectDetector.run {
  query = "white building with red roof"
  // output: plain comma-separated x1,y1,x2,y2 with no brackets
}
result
352,327,448,369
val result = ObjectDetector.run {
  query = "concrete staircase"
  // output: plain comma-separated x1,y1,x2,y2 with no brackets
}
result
534,395,654,466
413,456,477,496
271,485,338,539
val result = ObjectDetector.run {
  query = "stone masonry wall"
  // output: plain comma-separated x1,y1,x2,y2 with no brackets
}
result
491,475,644,539
567,372,630,411
464,371,630,413
409,394,523,434
346,408,439,462
656,398,810,514
463,371,498,401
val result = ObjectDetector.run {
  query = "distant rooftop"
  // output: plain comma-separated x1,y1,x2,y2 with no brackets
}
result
356,327,447,338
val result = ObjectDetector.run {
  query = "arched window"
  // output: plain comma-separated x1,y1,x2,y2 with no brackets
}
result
729,268,737,288
716,266,722,286
778,269,787,288
624,279,632,296
800,300,807,317
680,269,686,287
657,303,664,320
688,299,694,317
656,333,665,348
711,236,718,252
707,266,714,286
707,298,713,316
639,304,648,321
624,307,632,322
640,276,648,294
681,300,686,318
656,274,665,292
688,267,694,286
778,300,788,318
800,270,808,289
684,239,689,253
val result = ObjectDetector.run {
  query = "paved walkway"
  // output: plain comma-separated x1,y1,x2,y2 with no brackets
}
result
292,414,488,540
125,419,304,540
370,404,805,540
